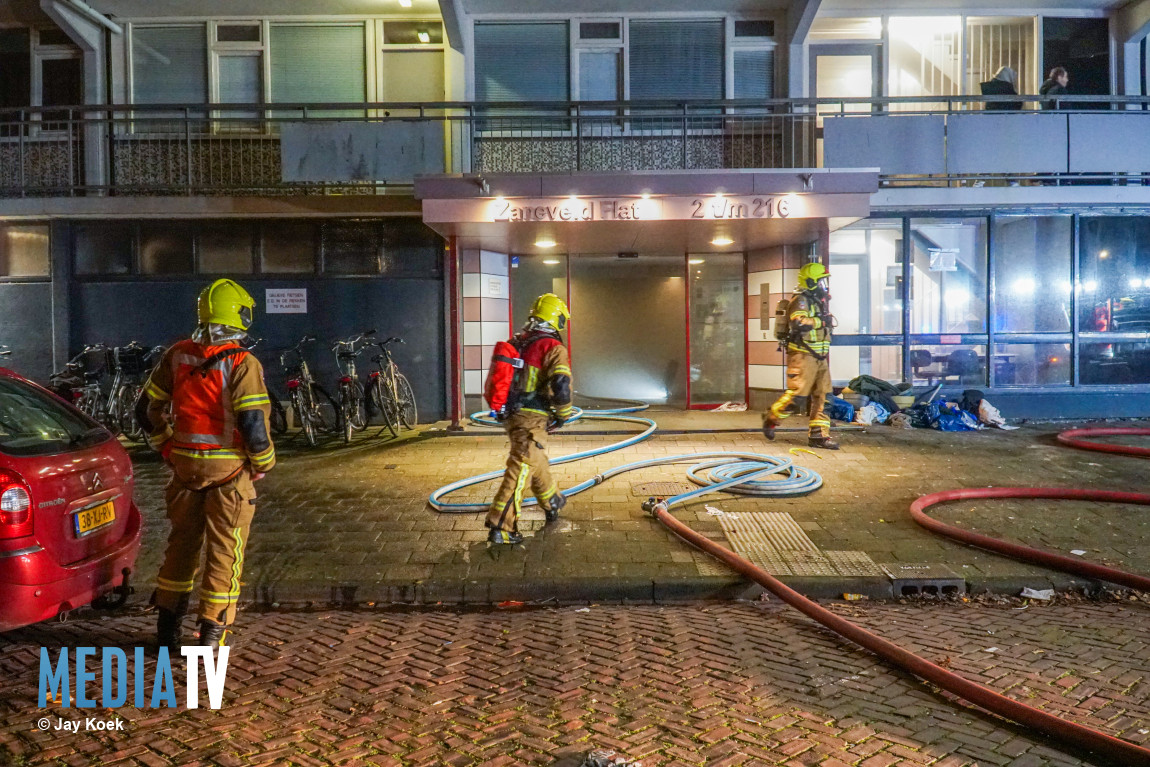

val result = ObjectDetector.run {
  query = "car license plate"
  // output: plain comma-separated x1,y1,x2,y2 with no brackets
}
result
74,501,115,536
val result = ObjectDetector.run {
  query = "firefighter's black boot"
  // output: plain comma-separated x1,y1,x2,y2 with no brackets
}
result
544,492,567,523
808,436,840,450
762,418,777,441
487,527,524,545
196,620,229,648
156,608,184,653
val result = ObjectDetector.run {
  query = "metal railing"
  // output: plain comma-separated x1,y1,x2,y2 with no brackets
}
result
2,96,1149,197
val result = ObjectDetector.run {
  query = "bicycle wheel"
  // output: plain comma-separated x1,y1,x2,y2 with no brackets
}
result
269,396,288,436
312,384,340,434
339,384,354,445
370,377,398,438
117,385,146,442
395,373,418,429
347,381,367,431
293,391,317,447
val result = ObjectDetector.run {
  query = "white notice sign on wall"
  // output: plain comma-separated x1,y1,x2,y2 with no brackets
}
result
266,288,307,314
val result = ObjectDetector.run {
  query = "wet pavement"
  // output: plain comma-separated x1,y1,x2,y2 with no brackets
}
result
122,411,1150,606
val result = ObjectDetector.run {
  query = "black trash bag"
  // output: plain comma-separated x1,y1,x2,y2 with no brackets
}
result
960,389,984,414
906,402,941,429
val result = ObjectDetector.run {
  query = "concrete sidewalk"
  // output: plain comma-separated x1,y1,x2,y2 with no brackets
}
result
125,410,1150,606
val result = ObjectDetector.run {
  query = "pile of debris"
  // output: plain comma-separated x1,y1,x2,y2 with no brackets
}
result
830,376,1017,432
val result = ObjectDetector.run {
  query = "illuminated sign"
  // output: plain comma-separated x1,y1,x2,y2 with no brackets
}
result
488,195,797,223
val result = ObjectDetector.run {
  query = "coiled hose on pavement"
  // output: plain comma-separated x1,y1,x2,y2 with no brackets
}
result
430,407,1150,763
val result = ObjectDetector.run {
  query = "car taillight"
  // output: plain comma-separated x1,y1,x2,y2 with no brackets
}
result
0,469,33,539
286,379,300,390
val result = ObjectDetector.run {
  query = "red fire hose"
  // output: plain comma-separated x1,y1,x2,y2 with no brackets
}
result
650,433,1150,764
1057,426,1150,458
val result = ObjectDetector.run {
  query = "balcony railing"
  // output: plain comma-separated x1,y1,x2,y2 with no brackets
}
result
2,96,1150,197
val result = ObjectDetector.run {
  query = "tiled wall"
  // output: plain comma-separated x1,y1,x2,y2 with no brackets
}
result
461,249,511,397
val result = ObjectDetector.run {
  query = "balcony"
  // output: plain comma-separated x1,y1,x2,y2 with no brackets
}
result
2,97,1149,197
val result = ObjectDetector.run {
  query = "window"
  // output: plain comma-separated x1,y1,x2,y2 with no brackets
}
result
132,26,208,105
887,17,962,108
1079,218,1150,337
199,224,255,274
216,54,262,125
216,24,260,43
734,20,775,38
910,218,987,334
579,50,621,103
993,217,1072,333
993,343,1070,386
0,224,49,278
967,18,1036,99
262,222,316,274
580,22,620,40
321,221,381,275
39,56,82,124
384,21,443,45
829,220,902,334
0,376,108,458
269,24,366,114
629,21,723,100
909,344,987,387
381,50,444,103
0,30,31,111
139,223,194,275
74,222,132,276
733,49,774,100
474,23,569,102
381,219,442,278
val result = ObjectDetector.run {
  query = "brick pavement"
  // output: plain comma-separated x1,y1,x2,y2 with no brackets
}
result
1,601,1147,766
124,414,1150,607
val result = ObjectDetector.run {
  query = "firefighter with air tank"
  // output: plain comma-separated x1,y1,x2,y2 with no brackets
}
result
483,293,574,545
764,262,840,450
137,279,276,649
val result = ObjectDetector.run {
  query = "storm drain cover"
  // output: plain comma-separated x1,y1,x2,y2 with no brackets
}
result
631,481,695,497
709,512,884,577
880,562,965,596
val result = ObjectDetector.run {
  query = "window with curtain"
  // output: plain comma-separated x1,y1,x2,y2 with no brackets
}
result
132,26,208,105
629,21,723,100
733,49,775,100
474,23,569,102
269,24,366,115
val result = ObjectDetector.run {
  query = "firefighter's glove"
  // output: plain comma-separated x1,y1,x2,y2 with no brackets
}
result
547,416,567,433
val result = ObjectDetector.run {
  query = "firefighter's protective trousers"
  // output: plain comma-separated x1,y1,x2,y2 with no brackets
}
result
155,471,256,625
767,353,833,439
486,412,559,534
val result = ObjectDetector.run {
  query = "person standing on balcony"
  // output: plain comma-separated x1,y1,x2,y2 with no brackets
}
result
763,263,839,451
1039,67,1070,109
980,66,1021,110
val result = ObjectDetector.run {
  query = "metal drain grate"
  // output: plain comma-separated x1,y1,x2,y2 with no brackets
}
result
715,512,883,577
631,481,696,497
880,563,965,596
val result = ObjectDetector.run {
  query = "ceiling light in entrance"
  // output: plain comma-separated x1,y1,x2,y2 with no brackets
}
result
398,0,412,6
543,259,561,265
711,236,734,247
417,30,430,43
688,258,705,265
535,237,557,248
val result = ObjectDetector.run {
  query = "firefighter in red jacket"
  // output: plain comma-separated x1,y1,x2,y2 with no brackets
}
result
486,293,574,545
137,279,276,649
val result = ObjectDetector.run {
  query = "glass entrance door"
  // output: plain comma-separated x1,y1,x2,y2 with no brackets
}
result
688,254,746,406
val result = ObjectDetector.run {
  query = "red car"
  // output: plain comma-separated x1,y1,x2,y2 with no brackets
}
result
0,367,141,632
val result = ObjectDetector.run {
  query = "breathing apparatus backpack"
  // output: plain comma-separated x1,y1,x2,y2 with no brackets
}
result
772,297,792,342
484,338,525,419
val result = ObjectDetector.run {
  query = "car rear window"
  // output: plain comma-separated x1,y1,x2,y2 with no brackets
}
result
0,376,110,457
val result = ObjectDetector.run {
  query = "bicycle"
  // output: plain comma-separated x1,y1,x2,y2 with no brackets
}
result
49,344,111,424
107,342,163,442
332,330,375,445
278,335,338,447
367,337,418,437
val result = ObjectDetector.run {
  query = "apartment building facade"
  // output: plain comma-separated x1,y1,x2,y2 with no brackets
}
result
2,0,1150,421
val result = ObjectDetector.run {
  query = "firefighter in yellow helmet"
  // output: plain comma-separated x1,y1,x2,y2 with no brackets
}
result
764,262,839,450
136,279,276,649
485,293,574,545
